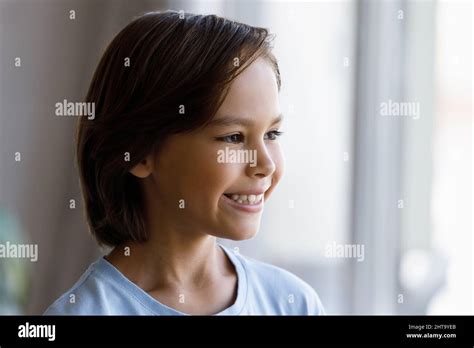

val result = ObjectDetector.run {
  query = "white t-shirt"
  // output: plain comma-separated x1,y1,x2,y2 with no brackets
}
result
44,243,325,315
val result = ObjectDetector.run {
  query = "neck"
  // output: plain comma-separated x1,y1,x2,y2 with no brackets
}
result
106,221,228,292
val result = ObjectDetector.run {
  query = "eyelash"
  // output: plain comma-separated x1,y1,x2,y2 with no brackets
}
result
216,130,284,144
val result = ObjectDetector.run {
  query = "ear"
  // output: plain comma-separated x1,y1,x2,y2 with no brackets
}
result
129,155,153,178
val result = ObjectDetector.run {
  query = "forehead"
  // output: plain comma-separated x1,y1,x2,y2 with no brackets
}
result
214,57,280,122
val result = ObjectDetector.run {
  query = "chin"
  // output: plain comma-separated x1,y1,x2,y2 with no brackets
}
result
212,224,259,241
223,225,260,241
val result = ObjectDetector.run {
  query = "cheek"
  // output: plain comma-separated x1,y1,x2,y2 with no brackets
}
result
179,146,238,199
154,140,225,200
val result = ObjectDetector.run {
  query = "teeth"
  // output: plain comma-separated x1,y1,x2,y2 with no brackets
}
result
226,193,264,205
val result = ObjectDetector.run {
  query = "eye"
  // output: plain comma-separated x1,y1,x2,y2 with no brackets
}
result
265,130,284,141
216,130,283,144
217,133,244,144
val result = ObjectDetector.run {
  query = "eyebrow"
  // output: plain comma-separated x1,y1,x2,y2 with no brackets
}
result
208,113,284,127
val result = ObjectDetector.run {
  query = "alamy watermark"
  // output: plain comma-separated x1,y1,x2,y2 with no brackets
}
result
325,241,365,262
55,99,95,120
0,241,38,262
18,322,55,341
217,147,257,167
380,99,420,120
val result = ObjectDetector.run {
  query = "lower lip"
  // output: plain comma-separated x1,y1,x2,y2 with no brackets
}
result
221,194,264,213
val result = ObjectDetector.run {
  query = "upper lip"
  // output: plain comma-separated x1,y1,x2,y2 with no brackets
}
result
225,187,270,196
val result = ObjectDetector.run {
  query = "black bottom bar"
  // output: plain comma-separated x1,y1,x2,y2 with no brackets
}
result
0,315,472,346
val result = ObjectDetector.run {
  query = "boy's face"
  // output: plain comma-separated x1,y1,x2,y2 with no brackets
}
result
133,57,284,241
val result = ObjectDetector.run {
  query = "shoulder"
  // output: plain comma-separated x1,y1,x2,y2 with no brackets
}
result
230,249,326,315
43,258,118,315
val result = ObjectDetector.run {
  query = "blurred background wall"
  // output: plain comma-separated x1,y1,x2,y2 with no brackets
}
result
0,0,471,315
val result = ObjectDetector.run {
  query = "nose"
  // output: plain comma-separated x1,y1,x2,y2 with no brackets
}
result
245,141,276,178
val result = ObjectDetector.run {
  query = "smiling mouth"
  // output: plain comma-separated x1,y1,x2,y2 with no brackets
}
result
223,193,264,205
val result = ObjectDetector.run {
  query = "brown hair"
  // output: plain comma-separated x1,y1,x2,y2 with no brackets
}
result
77,10,280,247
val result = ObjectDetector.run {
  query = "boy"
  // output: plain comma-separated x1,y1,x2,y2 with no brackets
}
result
45,11,325,315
